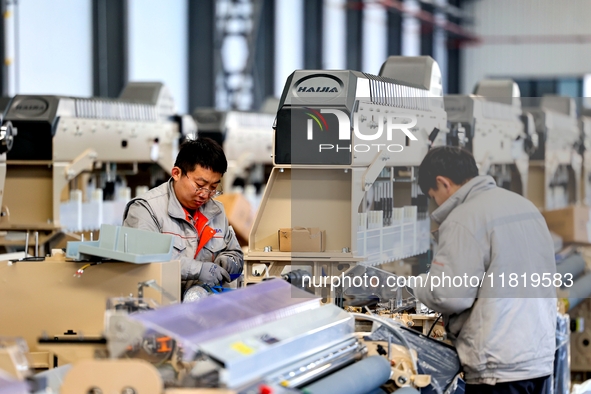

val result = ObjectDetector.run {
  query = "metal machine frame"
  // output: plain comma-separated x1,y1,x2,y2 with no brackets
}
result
244,56,448,302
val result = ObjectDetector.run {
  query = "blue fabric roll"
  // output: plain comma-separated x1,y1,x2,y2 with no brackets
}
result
302,356,392,394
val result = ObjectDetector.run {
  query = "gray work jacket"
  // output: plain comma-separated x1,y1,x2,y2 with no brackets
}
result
414,175,557,385
122,179,243,289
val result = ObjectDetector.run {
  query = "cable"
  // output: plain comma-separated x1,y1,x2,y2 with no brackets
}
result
74,262,101,277
426,314,442,338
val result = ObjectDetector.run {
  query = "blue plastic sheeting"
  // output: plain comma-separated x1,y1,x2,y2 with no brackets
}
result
130,280,320,352
554,313,570,394
303,356,392,394
367,324,463,394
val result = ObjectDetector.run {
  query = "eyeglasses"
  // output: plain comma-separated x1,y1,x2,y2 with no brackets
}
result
185,175,223,198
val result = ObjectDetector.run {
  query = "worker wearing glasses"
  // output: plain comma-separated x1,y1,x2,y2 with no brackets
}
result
123,137,243,297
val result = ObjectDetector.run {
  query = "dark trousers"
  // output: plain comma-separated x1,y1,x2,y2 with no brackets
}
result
465,375,551,394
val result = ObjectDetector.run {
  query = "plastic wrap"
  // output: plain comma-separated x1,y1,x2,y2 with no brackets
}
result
0,370,27,394
130,280,320,354
554,313,570,394
367,323,464,394
572,379,591,394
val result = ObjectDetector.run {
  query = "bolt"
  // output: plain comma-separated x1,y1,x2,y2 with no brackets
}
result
264,246,273,252
397,376,408,385
121,388,136,394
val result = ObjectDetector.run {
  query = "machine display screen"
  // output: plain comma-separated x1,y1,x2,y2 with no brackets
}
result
275,106,352,165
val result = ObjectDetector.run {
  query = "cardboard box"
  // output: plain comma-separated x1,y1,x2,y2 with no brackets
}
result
541,205,591,245
278,227,326,252
216,193,254,245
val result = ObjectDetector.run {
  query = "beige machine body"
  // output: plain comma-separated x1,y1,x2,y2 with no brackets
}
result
0,253,180,367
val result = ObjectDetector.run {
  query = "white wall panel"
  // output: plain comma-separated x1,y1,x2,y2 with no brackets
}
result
275,0,304,97
402,0,420,56
463,0,591,94
17,0,92,96
323,0,346,70
128,0,188,112
362,0,387,74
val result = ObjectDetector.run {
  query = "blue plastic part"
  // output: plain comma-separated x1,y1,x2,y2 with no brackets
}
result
229,273,241,281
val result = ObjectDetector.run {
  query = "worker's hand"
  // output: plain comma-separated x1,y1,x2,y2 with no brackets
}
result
198,262,230,286
214,255,243,275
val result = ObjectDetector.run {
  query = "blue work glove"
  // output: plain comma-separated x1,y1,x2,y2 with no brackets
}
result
197,261,230,286
214,255,243,275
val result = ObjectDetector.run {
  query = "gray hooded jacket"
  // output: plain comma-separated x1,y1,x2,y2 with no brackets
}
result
414,175,556,385
122,179,244,289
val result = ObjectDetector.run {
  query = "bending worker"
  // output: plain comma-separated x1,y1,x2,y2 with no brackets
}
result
123,137,244,294
414,146,556,394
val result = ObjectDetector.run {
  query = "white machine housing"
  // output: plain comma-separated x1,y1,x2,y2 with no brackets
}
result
194,108,275,193
579,114,591,206
0,82,196,247
444,79,533,197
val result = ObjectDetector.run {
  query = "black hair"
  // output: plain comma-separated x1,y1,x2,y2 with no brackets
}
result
174,137,228,175
418,146,478,194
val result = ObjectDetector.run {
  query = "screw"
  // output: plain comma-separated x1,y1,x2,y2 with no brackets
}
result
121,388,136,394
397,376,408,385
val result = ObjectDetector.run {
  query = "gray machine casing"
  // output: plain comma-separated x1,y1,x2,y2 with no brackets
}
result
274,66,447,167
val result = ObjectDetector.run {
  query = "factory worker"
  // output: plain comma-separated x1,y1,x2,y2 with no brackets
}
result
413,146,556,394
123,137,244,295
